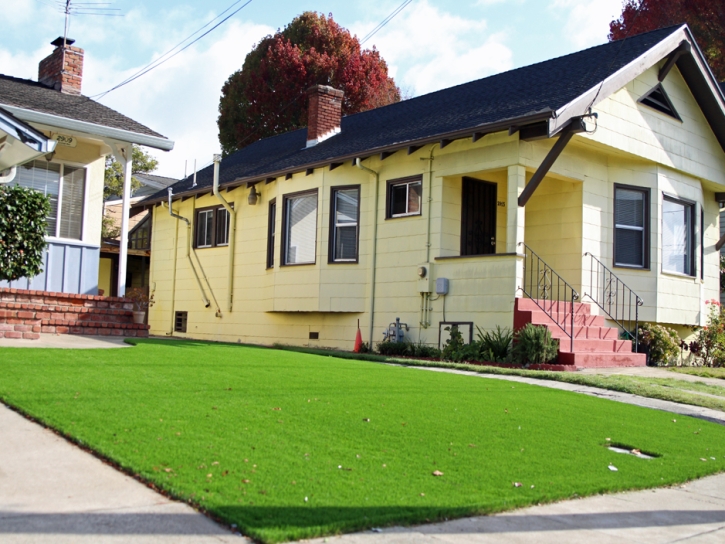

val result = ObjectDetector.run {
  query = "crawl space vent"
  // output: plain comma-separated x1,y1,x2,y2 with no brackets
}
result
174,311,188,333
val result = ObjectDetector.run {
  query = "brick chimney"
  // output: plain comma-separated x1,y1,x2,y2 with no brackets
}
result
38,37,84,95
306,85,343,147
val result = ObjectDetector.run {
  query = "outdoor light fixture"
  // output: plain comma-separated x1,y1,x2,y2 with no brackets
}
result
248,185,259,205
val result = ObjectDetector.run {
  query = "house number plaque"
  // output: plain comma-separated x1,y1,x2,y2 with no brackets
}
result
53,134,77,148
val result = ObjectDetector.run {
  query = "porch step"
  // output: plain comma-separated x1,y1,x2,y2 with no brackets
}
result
514,298,646,369
0,287,148,339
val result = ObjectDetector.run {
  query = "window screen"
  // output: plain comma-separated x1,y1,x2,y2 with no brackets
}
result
614,187,648,268
215,207,230,246
196,209,214,248
284,192,317,264
388,178,422,217
59,165,85,240
331,187,359,262
267,200,276,269
662,197,693,275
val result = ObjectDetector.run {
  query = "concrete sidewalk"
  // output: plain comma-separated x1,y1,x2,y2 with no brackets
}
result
0,334,131,349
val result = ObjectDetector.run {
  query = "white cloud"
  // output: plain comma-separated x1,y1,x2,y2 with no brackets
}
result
550,0,624,48
352,0,514,96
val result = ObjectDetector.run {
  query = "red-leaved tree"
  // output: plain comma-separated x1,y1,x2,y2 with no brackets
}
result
609,0,725,80
218,12,401,155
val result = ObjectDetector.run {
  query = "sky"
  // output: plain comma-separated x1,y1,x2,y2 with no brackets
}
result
2,0,627,178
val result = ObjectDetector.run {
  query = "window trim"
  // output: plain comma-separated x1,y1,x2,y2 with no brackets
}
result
385,175,423,219
267,198,276,269
328,184,361,264
613,183,650,270
193,204,232,249
280,188,318,267
17,159,89,242
700,205,705,281
661,193,696,277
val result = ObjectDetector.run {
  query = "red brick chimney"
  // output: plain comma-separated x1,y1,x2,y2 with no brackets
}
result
306,85,343,147
38,37,84,95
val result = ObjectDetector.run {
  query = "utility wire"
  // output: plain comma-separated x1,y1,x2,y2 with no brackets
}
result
361,0,414,45
92,0,255,99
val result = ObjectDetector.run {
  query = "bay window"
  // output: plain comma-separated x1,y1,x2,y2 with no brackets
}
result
662,196,694,276
330,186,359,262
282,190,317,265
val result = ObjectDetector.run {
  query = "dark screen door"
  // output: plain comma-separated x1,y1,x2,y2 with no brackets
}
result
460,177,497,256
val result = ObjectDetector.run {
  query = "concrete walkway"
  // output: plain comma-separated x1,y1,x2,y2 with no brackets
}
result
1,338,724,542
0,334,131,349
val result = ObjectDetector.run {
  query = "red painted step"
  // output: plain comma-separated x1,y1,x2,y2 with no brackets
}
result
514,297,646,369
0,287,148,339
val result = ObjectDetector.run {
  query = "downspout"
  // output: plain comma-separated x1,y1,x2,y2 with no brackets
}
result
420,145,436,329
167,188,211,308
166,203,179,335
212,154,236,313
355,158,380,347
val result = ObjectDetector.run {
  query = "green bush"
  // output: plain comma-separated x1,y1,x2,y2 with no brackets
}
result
375,341,411,356
638,322,681,366
410,342,441,358
0,184,50,282
689,301,725,368
441,325,466,361
511,324,559,366
477,325,513,363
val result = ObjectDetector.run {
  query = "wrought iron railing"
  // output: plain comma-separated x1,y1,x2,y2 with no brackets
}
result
518,243,579,351
583,252,644,351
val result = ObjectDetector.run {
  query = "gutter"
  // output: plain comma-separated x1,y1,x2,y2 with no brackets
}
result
0,103,174,151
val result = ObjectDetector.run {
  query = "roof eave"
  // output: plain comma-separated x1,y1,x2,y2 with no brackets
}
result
140,110,555,207
0,103,174,151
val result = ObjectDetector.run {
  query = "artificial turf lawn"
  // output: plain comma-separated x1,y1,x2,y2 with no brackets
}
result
1,339,725,543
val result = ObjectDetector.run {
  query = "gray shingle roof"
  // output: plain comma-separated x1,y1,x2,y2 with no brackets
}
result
0,74,167,139
144,25,684,205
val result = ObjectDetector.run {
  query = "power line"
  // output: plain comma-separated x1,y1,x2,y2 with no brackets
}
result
91,0,255,99
361,0,414,45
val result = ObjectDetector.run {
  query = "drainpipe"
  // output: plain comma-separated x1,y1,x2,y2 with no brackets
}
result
419,145,436,329
167,188,211,308
355,158,380,347
212,154,236,313
166,203,180,335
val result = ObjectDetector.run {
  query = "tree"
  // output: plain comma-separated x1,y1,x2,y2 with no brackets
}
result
609,0,725,80
104,145,158,200
0,184,50,282
218,11,401,155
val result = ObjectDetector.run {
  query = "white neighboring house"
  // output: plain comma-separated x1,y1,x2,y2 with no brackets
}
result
0,37,173,296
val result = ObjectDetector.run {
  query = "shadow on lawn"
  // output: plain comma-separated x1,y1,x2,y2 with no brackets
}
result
128,338,271,351
1,507,724,537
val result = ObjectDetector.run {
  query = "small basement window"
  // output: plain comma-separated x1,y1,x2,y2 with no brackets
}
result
638,83,681,120
175,311,188,333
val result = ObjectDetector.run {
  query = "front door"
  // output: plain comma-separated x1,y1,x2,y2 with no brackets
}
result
460,177,497,256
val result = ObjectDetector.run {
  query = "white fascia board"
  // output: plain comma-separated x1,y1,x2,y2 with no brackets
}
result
549,26,694,135
0,103,174,151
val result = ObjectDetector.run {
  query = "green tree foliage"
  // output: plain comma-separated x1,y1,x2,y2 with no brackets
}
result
218,11,401,155
0,184,50,282
104,145,158,200
609,0,725,80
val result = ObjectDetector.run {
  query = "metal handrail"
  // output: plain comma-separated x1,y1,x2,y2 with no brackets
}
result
583,252,644,351
518,243,579,352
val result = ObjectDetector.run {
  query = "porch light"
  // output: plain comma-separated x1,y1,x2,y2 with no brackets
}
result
248,185,259,206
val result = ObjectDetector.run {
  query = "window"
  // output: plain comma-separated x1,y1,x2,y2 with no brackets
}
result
194,206,231,248
267,199,276,269
129,215,151,250
662,196,695,276
330,186,360,262
700,206,704,281
282,190,317,265
638,83,681,120
387,176,422,218
614,185,649,268
14,159,86,240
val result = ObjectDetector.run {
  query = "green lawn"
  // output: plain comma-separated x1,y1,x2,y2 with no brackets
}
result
669,367,725,380
1,339,725,543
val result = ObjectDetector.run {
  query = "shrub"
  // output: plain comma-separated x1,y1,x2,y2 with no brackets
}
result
689,300,725,368
511,324,559,366
410,343,441,358
0,184,50,282
637,322,681,366
375,341,411,356
476,325,513,363
441,325,466,361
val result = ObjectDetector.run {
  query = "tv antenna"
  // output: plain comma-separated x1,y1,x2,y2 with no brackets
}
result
55,0,122,45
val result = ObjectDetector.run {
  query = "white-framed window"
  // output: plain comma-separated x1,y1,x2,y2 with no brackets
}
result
14,159,86,241
387,176,422,218
614,185,649,268
662,195,694,276
194,206,231,249
330,186,359,263
282,190,318,265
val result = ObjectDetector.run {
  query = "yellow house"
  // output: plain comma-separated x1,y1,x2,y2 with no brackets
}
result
138,25,725,367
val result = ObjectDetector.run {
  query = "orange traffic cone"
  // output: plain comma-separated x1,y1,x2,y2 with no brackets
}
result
353,320,363,353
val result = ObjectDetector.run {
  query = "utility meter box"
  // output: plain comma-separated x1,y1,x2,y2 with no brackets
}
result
436,277,449,295
417,263,433,293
